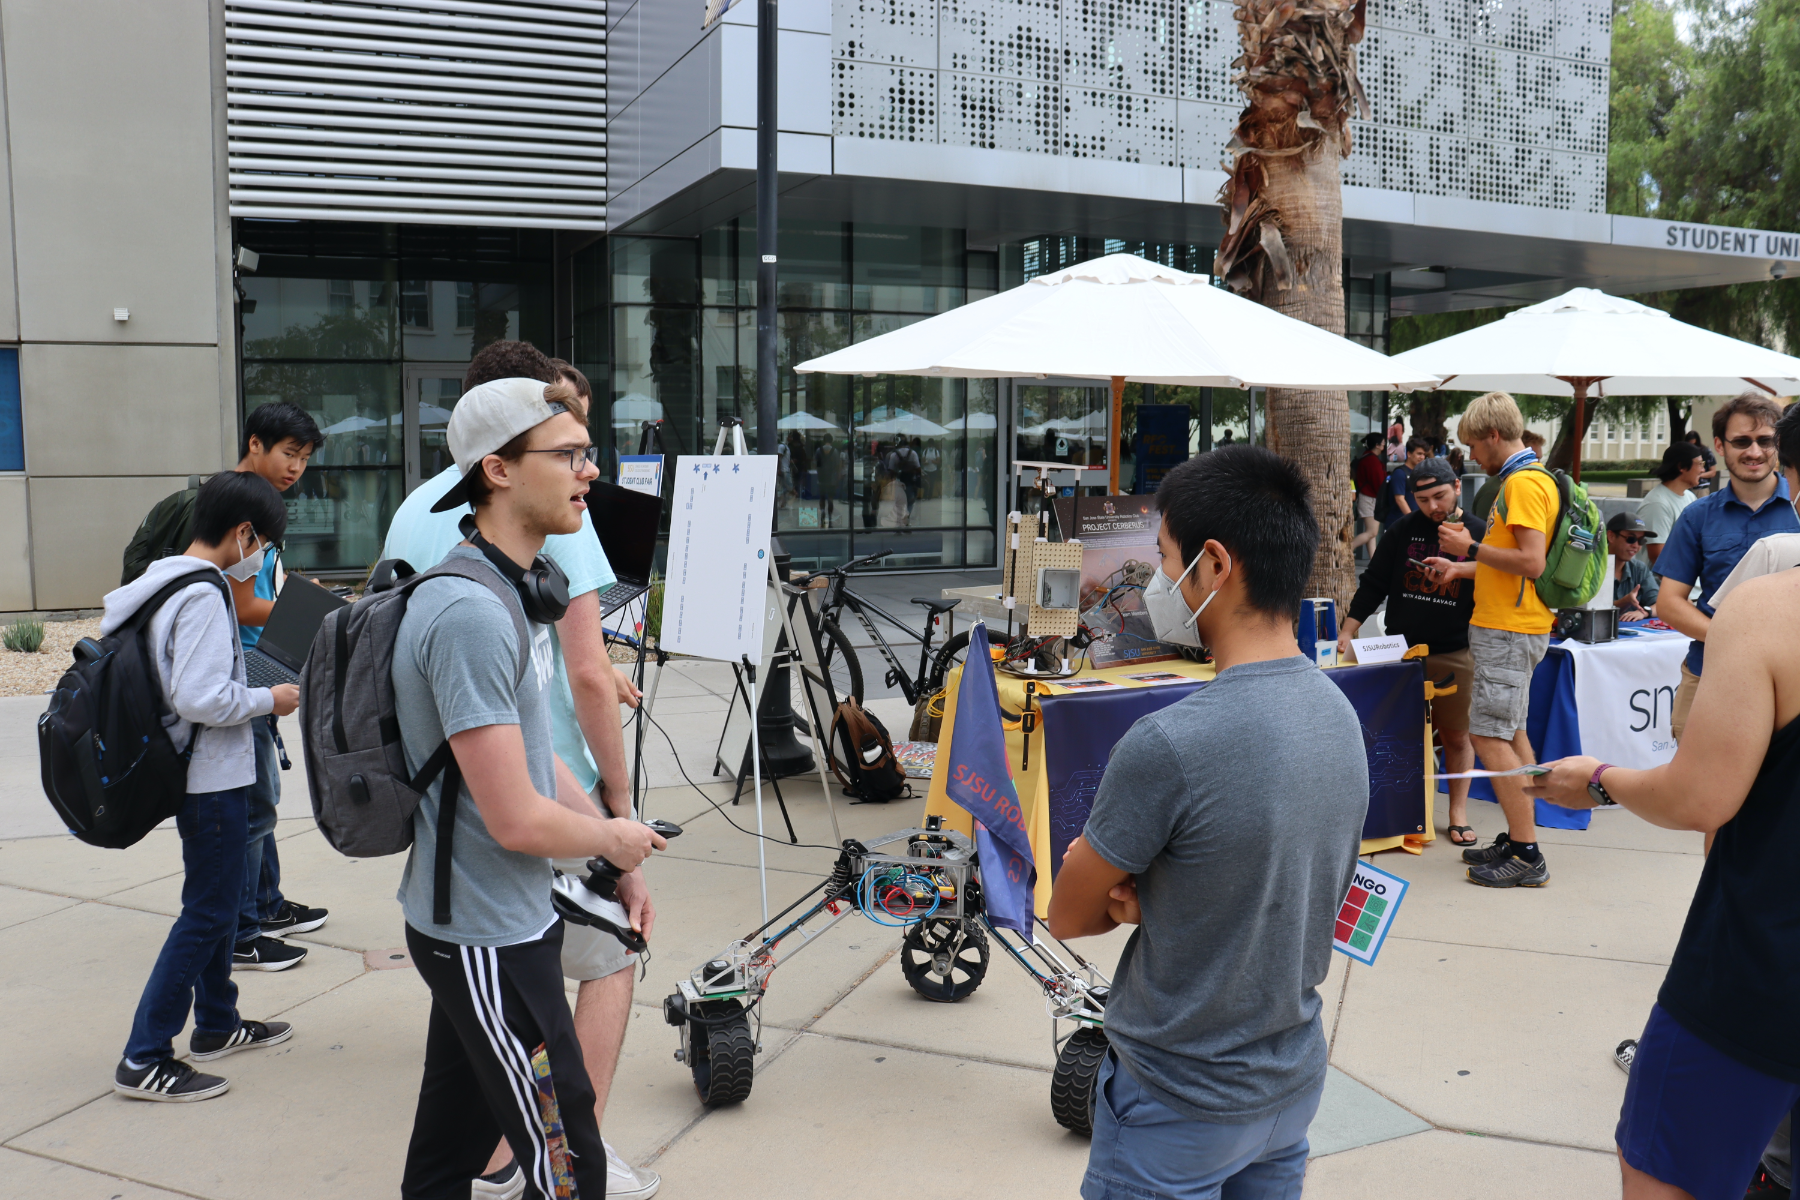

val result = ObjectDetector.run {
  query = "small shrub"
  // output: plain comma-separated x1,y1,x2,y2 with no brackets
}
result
3,619,45,653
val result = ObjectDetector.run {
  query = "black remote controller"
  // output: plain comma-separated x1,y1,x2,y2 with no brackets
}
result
552,820,685,955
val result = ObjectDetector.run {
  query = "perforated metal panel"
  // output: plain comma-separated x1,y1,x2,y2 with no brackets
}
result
226,0,606,230
834,0,1609,211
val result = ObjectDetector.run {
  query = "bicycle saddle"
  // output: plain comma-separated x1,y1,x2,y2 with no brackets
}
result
911,597,962,616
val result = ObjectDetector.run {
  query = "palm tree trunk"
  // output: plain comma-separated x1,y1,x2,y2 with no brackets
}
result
1213,0,1368,606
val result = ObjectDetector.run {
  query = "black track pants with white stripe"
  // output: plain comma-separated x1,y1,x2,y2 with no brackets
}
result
402,921,607,1200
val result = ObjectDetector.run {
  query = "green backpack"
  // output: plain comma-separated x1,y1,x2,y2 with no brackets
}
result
120,478,203,586
1494,463,1605,610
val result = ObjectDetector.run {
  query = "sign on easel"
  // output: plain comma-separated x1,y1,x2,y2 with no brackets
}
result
659,455,779,660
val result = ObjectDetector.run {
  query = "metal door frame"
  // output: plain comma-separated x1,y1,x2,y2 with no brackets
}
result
402,362,468,494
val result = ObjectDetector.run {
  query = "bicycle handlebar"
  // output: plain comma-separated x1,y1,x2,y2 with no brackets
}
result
806,548,893,582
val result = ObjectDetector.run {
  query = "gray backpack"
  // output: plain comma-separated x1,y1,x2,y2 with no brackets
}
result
298,557,528,924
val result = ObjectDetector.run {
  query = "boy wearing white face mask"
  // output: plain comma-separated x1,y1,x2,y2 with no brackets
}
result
1050,446,1369,1198
107,472,303,1103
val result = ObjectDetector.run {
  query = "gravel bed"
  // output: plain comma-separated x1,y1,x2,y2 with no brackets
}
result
0,617,103,698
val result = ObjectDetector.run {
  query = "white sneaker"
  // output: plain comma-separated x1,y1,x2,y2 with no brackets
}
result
470,1162,525,1200
605,1141,660,1200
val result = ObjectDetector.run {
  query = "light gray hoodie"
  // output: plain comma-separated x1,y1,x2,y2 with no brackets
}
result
100,556,275,794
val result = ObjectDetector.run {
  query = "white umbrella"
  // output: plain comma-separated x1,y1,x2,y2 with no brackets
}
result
322,414,383,435
1388,287,1800,479
856,414,949,438
798,253,1437,491
944,412,998,430
795,254,1434,390
778,410,842,432
611,393,663,423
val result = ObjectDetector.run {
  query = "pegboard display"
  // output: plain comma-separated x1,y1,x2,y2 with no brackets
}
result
834,0,1609,212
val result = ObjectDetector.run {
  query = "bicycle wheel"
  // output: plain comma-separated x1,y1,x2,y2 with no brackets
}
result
927,630,972,691
817,617,864,707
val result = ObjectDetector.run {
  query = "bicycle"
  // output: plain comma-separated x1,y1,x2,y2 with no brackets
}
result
802,550,971,709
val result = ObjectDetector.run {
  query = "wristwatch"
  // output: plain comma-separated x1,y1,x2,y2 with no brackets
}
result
1588,763,1617,806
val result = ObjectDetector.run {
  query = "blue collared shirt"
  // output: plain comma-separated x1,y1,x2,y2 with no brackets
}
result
1653,475,1798,674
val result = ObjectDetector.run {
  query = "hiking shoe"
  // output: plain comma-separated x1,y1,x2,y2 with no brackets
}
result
470,1162,525,1200
1613,1039,1637,1075
1467,851,1550,888
1745,1163,1791,1198
1461,831,1513,865
114,1057,229,1103
190,1019,294,1062
260,899,329,936
606,1140,661,1200
233,936,307,971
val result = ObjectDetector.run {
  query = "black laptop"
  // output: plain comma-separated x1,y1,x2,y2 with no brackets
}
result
589,480,663,618
244,577,350,688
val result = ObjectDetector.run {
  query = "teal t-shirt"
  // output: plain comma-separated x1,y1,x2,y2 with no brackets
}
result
237,544,280,651
383,466,617,793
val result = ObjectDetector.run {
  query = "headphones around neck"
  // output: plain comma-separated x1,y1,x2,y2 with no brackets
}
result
459,514,571,624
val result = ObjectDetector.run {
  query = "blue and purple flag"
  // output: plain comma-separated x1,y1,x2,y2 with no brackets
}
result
943,621,1036,935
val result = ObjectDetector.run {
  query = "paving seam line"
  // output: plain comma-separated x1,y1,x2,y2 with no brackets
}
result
1326,957,1353,1056
640,943,901,1167
0,898,80,934
0,1145,214,1200
1323,1061,1621,1157
0,870,187,903
1386,933,1673,967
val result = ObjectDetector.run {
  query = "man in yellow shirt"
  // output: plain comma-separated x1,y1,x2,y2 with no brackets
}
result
1424,392,1558,887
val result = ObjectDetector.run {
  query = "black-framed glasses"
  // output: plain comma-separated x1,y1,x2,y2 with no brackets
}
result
525,445,600,472
1724,435,1778,450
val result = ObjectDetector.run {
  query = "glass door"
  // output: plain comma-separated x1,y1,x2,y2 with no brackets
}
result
404,365,469,493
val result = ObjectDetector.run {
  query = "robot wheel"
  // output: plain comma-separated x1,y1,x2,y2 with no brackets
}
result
1050,1026,1109,1135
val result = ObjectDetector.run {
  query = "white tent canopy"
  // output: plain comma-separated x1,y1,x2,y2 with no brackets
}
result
796,253,1438,391
777,410,842,432
944,412,998,430
1386,288,1800,398
856,414,949,437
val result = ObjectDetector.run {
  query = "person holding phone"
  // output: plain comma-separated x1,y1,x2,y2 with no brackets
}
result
1340,457,1486,846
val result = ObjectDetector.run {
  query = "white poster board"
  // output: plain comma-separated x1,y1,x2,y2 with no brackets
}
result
659,455,779,661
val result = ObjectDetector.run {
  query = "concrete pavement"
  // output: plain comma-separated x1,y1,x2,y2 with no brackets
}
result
0,654,1684,1198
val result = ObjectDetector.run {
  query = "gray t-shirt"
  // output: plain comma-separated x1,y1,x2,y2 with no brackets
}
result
393,547,560,946
1084,656,1369,1123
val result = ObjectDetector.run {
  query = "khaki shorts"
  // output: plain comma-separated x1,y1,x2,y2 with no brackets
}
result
1356,493,1377,520
1467,626,1550,740
1671,661,1700,742
1423,647,1474,733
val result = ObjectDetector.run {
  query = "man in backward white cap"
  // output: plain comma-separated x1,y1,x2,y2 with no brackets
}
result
391,375,666,1200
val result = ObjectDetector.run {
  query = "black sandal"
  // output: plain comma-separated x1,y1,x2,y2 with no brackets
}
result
1447,825,1478,846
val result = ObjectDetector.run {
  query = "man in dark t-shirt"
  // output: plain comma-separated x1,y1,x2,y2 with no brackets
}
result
1050,447,1368,1195
1384,438,1428,528
1341,457,1485,846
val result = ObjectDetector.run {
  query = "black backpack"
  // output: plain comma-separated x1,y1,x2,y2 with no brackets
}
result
827,697,909,803
121,478,205,586
38,570,231,848
299,558,529,924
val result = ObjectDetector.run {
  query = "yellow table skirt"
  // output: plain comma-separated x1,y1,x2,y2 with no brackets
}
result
922,657,1435,918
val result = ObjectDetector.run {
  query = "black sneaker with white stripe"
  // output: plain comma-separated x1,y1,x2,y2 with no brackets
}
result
190,1019,293,1062
114,1057,229,1103
233,935,307,971
260,899,329,936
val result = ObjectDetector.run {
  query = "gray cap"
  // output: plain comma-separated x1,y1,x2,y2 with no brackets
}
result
430,377,570,512
1408,457,1459,493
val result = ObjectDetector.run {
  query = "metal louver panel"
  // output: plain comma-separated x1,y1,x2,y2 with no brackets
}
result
226,0,605,230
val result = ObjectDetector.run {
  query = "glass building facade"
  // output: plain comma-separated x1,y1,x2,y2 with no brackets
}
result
235,217,1390,577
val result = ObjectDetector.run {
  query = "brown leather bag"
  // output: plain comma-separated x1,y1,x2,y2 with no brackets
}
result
827,698,909,803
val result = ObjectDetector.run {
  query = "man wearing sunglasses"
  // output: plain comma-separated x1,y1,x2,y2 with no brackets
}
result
1606,513,1660,621
1653,392,1799,742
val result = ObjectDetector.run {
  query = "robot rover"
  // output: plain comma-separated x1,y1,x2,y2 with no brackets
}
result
657,816,1117,1133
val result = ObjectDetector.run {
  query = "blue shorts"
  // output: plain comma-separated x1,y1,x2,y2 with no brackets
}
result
1082,1051,1321,1200
1618,1004,1800,1200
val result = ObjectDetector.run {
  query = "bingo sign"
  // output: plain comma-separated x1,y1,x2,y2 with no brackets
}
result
1333,860,1408,966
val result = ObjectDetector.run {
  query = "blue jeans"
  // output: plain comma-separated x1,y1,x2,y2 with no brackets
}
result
124,787,247,1063
236,718,285,946
1082,1052,1321,1200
